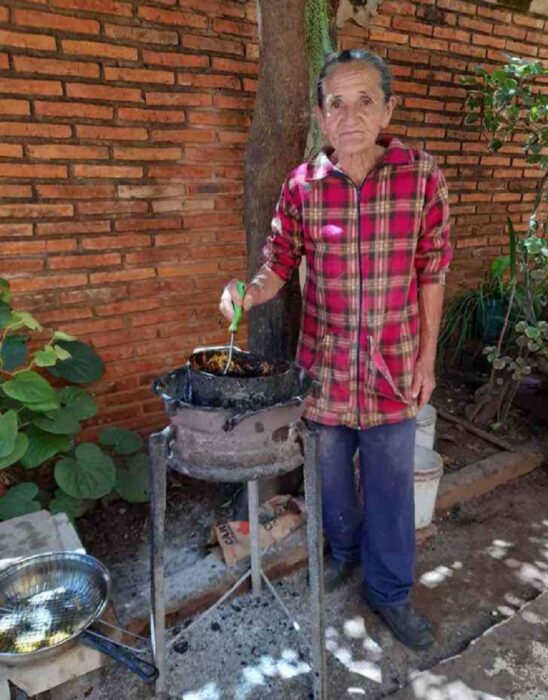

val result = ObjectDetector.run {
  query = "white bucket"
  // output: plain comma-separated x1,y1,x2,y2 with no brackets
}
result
414,445,443,529
416,403,437,450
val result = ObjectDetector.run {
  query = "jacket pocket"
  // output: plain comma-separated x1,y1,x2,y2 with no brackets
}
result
368,335,412,405
312,334,353,412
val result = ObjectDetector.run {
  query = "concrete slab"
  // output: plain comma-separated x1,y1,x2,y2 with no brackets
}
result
390,591,548,699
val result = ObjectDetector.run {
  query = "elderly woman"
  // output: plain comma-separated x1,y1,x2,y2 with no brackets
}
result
220,49,452,650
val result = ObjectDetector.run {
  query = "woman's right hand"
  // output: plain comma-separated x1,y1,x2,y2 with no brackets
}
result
219,279,249,322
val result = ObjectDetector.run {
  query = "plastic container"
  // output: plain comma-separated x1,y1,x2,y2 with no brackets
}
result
414,445,443,529
416,403,437,450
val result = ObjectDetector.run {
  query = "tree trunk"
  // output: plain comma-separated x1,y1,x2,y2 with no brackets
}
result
244,0,310,361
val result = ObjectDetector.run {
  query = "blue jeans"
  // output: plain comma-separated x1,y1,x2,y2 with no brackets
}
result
310,418,416,608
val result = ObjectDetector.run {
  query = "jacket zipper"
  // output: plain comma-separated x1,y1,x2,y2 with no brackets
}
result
355,183,364,428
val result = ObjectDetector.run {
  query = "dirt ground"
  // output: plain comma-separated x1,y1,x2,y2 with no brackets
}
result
52,453,548,699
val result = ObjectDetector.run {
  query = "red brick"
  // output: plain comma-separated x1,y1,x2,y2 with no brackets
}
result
77,200,148,216
157,260,219,277
387,47,429,64
96,297,159,316
213,94,255,110
451,42,486,58
73,164,143,178
393,80,427,96
105,23,178,45
242,78,257,92
0,143,23,158
178,73,240,91
429,85,467,99
145,91,211,107
0,185,32,198
113,145,182,160
0,6,7,22
35,100,113,120
138,6,207,29
218,131,248,144
76,124,147,141
412,69,452,82
90,268,155,284
0,223,33,237
147,164,211,179
212,57,258,75
492,23,527,40
404,97,446,111
29,144,109,160
143,49,208,69
0,122,71,139
511,13,544,29
13,55,100,78
0,203,73,218
0,240,46,255
392,18,432,35
62,39,138,61
525,30,548,46
379,0,416,14
178,0,245,17
458,16,493,34
0,77,62,97
187,111,249,127
409,36,448,51
472,33,506,49
40,306,92,323
213,18,256,38
82,233,151,249
66,82,142,103
0,163,67,179
117,106,185,124
105,66,174,84
437,0,476,14
433,26,470,43
115,219,181,235
181,34,243,55
369,29,409,45
50,252,121,270
37,220,110,236
505,40,537,57
14,9,100,34
150,128,215,143
0,29,56,51
117,184,185,199
37,184,115,199
3,259,44,273
50,0,132,17
0,100,30,116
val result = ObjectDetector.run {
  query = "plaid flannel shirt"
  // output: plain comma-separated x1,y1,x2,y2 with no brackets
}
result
263,136,453,429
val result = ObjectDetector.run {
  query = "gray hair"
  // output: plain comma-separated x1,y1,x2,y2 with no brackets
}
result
317,49,393,108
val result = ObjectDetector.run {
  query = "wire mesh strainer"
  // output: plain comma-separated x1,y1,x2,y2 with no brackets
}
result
0,551,109,658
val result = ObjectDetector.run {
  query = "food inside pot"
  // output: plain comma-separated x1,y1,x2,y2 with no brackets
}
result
189,349,289,378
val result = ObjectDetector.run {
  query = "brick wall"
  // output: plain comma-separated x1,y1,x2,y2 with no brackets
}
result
338,0,548,295
0,0,545,435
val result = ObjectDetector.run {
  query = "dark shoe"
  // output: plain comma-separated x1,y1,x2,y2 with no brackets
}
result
324,559,360,593
368,601,434,650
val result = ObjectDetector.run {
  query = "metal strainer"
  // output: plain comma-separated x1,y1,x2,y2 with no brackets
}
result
0,552,157,682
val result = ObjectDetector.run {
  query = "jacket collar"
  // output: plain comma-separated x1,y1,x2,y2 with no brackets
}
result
309,135,414,181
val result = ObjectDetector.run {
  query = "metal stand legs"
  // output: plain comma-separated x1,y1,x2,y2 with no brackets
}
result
149,428,170,698
148,425,327,699
304,426,327,700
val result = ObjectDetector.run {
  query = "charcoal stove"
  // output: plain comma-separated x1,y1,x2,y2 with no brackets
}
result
148,354,327,699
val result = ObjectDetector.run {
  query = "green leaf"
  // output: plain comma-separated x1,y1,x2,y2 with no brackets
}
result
33,408,81,435
464,113,480,125
55,443,115,499
0,277,10,304
1,334,28,371
116,453,149,503
0,483,41,521
6,311,41,332
53,344,71,361
59,387,97,420
53,331,76,342
2,371,59,407
47,340,104,384
21,427,72,469
25,398,61,413
0,301,11,328
99,427,143,455
0,410,18,458
34,348,59,368
48,489,87,521
0,433,29,470
525,326,541,340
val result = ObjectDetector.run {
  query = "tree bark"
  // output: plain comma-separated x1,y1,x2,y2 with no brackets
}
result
244,0,310,361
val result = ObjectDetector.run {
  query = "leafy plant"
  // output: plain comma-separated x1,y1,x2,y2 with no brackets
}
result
0,279,150,520
458,55,548,427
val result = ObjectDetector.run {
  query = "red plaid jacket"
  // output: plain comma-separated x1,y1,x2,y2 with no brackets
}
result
263,136,453,428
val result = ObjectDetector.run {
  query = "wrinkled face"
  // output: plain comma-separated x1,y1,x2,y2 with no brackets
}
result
315,62,396,158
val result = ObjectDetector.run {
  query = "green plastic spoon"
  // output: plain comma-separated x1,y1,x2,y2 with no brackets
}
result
223,280,246,375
